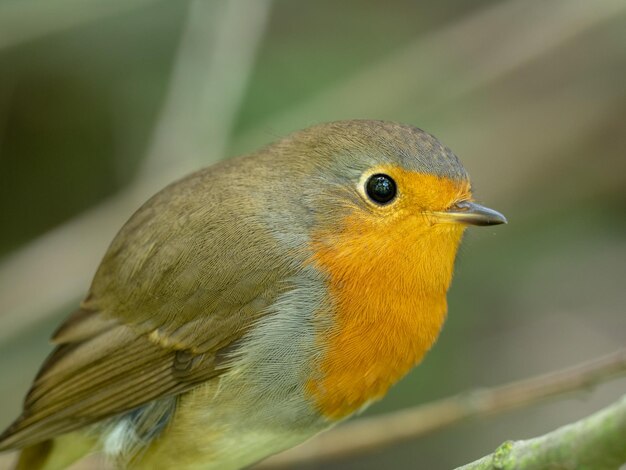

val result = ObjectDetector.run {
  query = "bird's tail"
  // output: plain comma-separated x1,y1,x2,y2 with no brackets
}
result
13,433,96,470
15,441,53,470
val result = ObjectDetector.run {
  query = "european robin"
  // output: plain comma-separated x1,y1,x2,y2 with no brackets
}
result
0,120,506,469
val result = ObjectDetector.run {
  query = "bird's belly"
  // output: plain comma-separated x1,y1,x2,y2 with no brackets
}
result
132,370,324,470
136,425,311,470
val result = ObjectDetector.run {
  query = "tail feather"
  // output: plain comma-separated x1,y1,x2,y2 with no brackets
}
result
16,441,53,470
13,433,96,470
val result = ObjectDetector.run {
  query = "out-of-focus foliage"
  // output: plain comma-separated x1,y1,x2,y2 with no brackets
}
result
0,1,624,469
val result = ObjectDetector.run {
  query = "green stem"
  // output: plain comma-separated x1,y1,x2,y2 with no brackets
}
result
457,394,626,470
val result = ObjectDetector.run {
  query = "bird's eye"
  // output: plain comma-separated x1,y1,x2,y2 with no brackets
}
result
366,174,397,205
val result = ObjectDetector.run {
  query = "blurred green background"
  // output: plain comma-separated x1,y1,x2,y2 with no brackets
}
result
0,0,625,469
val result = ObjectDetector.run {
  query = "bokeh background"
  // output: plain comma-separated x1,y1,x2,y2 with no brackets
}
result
1,1,625,469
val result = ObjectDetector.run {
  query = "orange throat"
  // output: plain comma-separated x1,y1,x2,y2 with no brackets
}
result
307,197,466,420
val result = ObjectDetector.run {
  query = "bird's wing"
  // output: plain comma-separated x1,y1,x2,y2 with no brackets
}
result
0,168,289,450
0,315,215,449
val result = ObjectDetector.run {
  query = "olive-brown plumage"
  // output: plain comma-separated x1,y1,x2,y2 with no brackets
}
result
0,120,505,470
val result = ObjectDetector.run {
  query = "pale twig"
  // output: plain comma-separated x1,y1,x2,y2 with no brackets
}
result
0,0,162,51
234,0,626,154
456,394,626,470
142,0,273,179
259,349,626,468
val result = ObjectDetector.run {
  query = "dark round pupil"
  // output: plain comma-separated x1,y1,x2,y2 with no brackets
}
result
366,174,397,204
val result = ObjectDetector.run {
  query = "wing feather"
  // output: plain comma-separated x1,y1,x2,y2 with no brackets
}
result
0,316,222,449
0,165,289,451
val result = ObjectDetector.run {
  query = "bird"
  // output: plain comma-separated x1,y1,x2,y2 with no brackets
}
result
0,120,506,470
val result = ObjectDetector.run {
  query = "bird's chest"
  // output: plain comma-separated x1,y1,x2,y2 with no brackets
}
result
307,290,448,420
306,222,455,420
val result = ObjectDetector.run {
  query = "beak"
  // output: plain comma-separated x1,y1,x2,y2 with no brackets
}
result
433,201,507,226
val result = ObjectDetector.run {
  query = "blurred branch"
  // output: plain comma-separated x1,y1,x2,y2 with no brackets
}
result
0,0,273,343
1,0,625,341
457,394,626,470
260,349,626,468
143,0,272,179
235,0,626,151
0,0,163,51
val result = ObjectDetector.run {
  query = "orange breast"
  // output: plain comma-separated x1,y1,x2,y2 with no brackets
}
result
306,172,468,419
